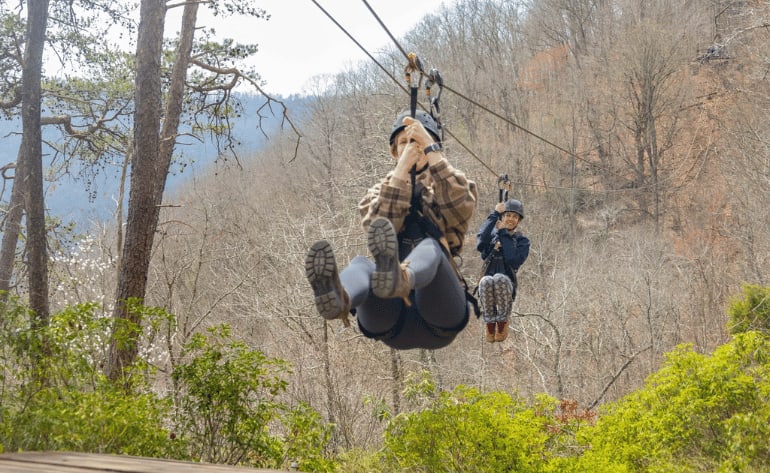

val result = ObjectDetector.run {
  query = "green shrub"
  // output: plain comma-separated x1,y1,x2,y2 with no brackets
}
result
381,383,551,473
280,401,337,472
0,300,335,471
572,332,770,472
5,384,178,456
0,299,178,456
171,324,336,471
728,284,770,335
336,447,385,473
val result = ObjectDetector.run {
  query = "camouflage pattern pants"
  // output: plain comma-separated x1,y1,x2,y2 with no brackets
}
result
478,273,513,323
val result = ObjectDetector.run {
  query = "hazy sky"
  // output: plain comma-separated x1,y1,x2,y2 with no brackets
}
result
170,0,455,96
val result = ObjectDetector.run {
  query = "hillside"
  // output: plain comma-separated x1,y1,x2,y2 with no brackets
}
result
2,0,768,468
0,93,303,230
147,0,769,424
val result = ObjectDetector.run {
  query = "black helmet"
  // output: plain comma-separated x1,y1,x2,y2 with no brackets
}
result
503,199,524,219
389,109,441,145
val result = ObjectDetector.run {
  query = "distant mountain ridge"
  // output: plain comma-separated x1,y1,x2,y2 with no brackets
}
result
0,93,307,231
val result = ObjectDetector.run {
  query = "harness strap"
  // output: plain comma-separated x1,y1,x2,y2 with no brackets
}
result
419,301,469,339
359,295,469,343
440,234,480,317
404,178,480,317
358,310,406,342
476,245,519,302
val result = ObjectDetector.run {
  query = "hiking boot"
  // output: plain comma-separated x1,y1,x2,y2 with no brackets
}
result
485,322,496,343
495,320,509,342
305,240,351,327
368,217,412,304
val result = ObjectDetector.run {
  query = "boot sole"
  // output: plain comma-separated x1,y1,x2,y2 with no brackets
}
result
305,240,345,320
367,218,400,299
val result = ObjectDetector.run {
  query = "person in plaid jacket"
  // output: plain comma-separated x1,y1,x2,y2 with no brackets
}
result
305,110,477,349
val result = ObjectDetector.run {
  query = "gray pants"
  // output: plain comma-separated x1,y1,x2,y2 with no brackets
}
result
478,274,513,323
341,238,468,350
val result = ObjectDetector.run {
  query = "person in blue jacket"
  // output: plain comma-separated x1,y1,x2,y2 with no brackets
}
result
476,198,530,342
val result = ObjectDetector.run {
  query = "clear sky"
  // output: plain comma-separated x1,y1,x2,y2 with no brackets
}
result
172,0,455,96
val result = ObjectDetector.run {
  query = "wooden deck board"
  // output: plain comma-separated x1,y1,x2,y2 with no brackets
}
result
0,452,285,472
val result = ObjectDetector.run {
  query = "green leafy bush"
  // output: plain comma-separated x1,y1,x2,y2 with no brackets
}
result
0,300,335,471
0,299,178,456
171,324,336,471
728,284,770,335
571,332,770,472
381,383,552,473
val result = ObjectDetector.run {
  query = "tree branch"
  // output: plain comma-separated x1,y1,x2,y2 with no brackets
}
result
589,344,652,411
188,58,303,160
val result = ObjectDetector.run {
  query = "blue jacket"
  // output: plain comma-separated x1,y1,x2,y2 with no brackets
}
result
476,210,530,279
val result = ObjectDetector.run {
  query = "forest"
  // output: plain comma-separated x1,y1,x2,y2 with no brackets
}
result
1,0,769,471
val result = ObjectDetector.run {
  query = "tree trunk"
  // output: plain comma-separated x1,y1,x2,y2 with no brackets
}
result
21,0,50,324
107,0,166,381
390,348,401,415
107,0,200,381
0,153,24,300
156,1,198,201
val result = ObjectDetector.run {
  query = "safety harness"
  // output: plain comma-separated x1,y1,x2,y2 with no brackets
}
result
407,170,478,301
360,166,477,342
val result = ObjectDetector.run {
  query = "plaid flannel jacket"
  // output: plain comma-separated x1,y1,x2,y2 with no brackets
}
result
359,159,477,255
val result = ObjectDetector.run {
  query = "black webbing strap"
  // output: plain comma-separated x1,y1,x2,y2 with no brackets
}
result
405,53,423,118
498,174,510,203
406,173,480,318
358,310,406,342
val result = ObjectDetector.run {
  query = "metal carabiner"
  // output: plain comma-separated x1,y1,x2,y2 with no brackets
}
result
425,67,444,141
405,53,424,117
425,68,442,100
405,53,424,82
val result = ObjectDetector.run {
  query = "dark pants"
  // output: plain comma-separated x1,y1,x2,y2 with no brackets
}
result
341,238,468,349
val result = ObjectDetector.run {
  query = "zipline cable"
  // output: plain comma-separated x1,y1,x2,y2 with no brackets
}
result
358,0,580,161
312,0,509,179
360,0,410,59
441,83,577,159
311,0,637,192
309,0,404,89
